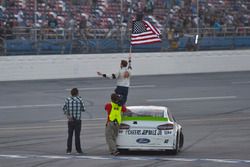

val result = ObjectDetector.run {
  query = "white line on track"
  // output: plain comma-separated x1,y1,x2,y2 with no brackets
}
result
183,116,250,123
65,85,156,91
0,124,104,131
146,96,237,102
0,154,249,164
0,104,61,109
0,85,155,110
232,81,250,84
0,96,236,110
2,116,250,131
50,117,106,122
131,85,156,88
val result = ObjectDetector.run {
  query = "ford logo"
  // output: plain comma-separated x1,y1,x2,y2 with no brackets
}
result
136,138,150,144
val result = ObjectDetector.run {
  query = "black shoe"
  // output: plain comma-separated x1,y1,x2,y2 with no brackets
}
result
66,151,71,155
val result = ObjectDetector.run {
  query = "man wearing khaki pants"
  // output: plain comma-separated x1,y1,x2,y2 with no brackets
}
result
104,93,127,156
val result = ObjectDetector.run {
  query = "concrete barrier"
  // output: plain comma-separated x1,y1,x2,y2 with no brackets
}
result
1,50,250,81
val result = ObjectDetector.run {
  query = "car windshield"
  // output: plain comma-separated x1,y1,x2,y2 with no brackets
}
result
124,108,165,117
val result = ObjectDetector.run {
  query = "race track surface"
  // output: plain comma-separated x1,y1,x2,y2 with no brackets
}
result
1,72,250,167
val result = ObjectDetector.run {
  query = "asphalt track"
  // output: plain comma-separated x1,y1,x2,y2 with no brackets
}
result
1,72,250,167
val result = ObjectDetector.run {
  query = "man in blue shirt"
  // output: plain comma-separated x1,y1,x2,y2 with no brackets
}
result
63,88,85,154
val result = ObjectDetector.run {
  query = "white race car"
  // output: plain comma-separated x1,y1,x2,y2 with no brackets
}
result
117,106,184,154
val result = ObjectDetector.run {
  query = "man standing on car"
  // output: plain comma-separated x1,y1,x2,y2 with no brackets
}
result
97,59,131,106
105,93,127,156
63,88,85,154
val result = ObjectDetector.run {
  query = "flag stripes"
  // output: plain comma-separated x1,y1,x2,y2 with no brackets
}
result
131,20,161,45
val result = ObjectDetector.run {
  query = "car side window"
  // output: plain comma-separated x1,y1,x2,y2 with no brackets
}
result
167,109,175,122
123,109,165,117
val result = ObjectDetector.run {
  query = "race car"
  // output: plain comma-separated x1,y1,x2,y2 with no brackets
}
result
117,106,184,154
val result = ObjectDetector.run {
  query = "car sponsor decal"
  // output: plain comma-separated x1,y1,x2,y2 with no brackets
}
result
125,129,163,136
164,139,169,143
164,131,172,135
122,116,168,121
136,138,151,144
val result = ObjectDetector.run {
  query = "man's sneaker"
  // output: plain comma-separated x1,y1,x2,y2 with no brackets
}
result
66,151,71,155
76,151,84,155
112,151,120,156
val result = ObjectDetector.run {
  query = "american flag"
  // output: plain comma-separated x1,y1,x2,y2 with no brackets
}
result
131,20,161,45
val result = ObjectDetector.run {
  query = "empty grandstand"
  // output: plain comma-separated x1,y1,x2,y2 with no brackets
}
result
0,0,250,55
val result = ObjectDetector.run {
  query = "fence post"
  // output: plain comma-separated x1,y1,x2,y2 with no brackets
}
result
0,36,5,56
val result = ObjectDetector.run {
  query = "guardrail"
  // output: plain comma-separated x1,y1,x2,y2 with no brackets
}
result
1,50,250,81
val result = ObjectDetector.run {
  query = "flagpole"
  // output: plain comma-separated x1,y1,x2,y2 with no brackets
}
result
128,44,132,69
128,14,133,70
129,44,132,57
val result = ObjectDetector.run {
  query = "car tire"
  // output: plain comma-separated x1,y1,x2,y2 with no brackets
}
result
179,131,184,149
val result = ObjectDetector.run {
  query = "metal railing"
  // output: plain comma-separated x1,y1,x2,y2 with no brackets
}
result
2,26,250,41
1,26,250,55
184,27,250,37
0,27,128,40
0,36,5,56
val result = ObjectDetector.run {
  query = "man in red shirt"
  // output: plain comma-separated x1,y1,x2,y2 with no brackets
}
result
105,93,127,156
